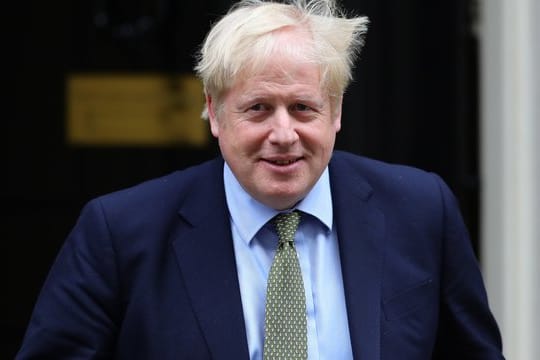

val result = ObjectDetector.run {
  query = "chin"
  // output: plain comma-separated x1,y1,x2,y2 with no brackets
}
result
261,191,304,210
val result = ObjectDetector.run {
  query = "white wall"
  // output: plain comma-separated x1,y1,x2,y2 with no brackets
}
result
480,0,540,359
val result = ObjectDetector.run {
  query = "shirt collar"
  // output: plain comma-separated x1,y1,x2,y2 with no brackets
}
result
223,163,333,245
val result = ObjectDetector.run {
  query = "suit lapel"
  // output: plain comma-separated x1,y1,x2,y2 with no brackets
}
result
330,154,385,359
171,159,249,359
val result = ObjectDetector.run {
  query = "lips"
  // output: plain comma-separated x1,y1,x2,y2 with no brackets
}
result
272,159,297,165
263,157,302,166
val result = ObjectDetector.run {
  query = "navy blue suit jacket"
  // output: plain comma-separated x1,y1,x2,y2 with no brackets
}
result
17,151,503,359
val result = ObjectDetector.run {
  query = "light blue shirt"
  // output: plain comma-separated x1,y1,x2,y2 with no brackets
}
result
223,163,353,360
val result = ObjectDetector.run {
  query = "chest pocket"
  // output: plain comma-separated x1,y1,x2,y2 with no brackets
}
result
382,278,434,321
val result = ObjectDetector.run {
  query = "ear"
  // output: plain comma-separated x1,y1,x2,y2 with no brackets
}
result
206,93,220,138
332,96,343,132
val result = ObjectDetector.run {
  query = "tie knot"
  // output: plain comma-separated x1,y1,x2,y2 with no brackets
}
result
274,210,301,245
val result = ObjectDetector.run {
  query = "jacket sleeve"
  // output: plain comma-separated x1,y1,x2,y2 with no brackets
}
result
16,198,120,359
431,173,505,359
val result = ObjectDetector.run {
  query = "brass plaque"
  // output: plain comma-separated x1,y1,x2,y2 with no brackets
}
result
67,73,208,146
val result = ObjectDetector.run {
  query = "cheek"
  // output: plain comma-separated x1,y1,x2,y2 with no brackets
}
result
221,123,267,155
300,124,337,150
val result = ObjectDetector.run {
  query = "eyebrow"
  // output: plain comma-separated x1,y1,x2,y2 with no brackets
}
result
237,91,324,104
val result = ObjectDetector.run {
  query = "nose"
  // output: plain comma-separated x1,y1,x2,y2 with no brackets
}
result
267,108,299,146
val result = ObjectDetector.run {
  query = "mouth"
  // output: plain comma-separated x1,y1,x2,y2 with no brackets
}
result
270,159,298,165
263,157,303,166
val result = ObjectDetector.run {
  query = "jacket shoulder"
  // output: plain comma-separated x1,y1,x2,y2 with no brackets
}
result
94,157,223,210
331,151,440,193
330,151,458,222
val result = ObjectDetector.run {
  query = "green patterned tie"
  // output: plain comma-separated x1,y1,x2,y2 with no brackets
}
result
263,211,307,360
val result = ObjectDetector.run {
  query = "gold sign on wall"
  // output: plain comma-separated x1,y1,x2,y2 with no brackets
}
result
67,73,208,146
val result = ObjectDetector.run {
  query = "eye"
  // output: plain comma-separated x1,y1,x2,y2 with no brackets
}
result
248,103,268,112
291,103,312,112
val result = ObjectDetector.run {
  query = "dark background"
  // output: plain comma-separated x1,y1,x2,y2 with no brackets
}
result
7,0,479,357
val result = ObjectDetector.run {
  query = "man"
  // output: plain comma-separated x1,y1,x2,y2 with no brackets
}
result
17,0,504,359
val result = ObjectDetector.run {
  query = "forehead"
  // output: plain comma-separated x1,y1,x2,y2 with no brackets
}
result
227,58,324,104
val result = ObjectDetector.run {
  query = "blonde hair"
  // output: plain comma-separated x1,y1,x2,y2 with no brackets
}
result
195,0,369,118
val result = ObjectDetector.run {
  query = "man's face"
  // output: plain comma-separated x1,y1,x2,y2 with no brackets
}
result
207,54,341,210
